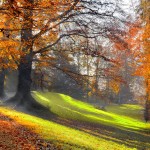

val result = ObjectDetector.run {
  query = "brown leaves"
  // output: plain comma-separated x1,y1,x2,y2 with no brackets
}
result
0,113,36,149
0,113,60,150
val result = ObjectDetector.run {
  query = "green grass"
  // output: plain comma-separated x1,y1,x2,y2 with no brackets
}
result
0,107,134,150
0,92,150,149
106,104,143,120
33,92,149,131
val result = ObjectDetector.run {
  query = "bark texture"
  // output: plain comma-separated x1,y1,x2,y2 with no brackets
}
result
0,70,5,98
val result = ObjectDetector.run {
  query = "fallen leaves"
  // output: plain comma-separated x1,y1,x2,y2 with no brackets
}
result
0,113,61,150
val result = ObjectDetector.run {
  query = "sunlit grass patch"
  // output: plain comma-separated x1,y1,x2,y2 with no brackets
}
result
0,92,150,149
33,92,149,131
106,104,143,120
0,107,134,150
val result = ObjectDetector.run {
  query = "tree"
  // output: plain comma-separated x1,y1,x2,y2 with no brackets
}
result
0,12,21,99
137,0,150,121
0,0,129,110
0,0,81,109
0,69,5,98
32,47,86,100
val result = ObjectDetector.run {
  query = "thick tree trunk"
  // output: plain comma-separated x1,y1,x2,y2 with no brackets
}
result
15,54,33,102
0,69,5,98
7,0,38,108
6,54,44,109
6,54,55,120
5,0,53,120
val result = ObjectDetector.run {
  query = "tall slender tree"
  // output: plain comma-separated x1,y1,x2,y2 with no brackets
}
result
139,0,150,121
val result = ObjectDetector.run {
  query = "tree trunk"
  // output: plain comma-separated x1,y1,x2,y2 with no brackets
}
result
6,0,39,108
6,54,55,121
7,53,46,110
0,69,5,98
16,54,33,101
144,79,150,122
5,0,53,119
144,99,150,122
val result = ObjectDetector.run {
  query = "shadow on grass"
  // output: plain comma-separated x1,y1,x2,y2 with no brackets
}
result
2,101,149,150
3,93,149,150
32,93,150,150
52,117,150,150
0,112,92,150
45,95,150,149
2,93,57,121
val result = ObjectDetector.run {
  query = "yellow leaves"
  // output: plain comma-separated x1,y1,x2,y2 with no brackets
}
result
43,30,58,42
0,112,38,150
0,39,20,69
0,32,3,38
110,81,120,94
36,0,71,18
37,61,49,67
38,0,57,7
34,30,58,51
88,91,92,97
0,40,24,70
0,63,17,70
0,14,10,28
0,0,77,70
0,22,5,29
0,13,20,30
0,40,19,48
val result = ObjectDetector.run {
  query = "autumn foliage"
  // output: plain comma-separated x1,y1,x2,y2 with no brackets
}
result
0,0,78,69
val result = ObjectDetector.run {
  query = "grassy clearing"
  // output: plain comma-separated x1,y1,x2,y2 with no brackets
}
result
33,92,149,131
0,92,150,149
0,107,134,150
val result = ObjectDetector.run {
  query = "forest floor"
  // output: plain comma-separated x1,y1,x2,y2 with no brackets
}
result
0,113,59,150
0,92,150,150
